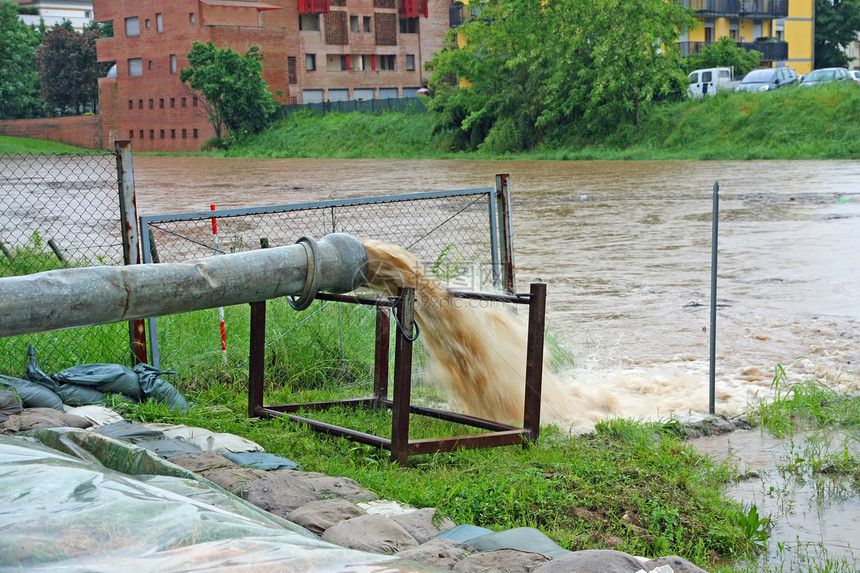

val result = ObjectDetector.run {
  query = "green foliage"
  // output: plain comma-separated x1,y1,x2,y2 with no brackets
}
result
35,25,104,115
815,0,860,68
425,0,696,152
179,41,279,144
729,504,772,553
0,2,41,119
684,37,762,77
0,135,90,154
85,20,114,39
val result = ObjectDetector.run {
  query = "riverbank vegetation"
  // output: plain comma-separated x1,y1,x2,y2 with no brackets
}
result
0,134,91,155
226,82,860,161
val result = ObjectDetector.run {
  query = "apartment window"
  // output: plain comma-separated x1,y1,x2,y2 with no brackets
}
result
306,53,316,71
138,99,143,109
160,129,165,139
193,96,198,107
182,129,187,139
128,58,142,76
139,130,144,139
189,12,196,24
379,54,395,70
147,60,153,70
181,97,187,107
159,98,164,109
129,130,134,139
145,18,150,29
127,100,133,110
363,16,371,33
156,13,163,33
193,128,198,138
84,10,90,18
170,98,175,108
170,54,177,74
341,54,349,71
299,13,320,31
399,17,418,34
125,17,140,37
350,15,359,33
148,99,153,109
149,129,154,139
406,54,415,71
170,129,176,139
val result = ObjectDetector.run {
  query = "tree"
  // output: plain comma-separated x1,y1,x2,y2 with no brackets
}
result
35,25,105,115
179,42,280,143
684,36,762,76
0,2,41,119
815,0,860,68
426,0,696,153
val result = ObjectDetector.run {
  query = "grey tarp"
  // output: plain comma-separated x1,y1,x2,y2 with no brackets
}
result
0,430,445,572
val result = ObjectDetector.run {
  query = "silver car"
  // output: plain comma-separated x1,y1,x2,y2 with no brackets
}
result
735,67,798,92
800,67,850,87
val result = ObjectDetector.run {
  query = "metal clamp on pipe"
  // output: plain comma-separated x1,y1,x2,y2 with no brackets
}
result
289,236,320,311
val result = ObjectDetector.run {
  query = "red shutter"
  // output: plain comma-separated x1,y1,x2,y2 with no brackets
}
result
371,54,376,71
345,54,351,71
298,0,330,15
399,0,428,19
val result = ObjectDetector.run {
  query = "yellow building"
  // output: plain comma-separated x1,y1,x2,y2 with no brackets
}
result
678,0,814,74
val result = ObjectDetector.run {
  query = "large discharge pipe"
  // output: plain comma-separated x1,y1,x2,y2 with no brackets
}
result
0,233,367,338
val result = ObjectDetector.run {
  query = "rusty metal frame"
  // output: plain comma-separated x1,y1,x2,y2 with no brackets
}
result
247,283,547,467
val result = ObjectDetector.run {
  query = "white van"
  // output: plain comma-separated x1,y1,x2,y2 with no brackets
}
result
688,68,738,98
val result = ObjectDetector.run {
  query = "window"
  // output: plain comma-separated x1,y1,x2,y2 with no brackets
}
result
182,129,187,139
160,129,165,139
170,129,176,139
147,60,153,70
399,17,418,34
125,17,140,37
128,100,133,110
145,18,150,29
350,15,359,33
170,98,175,108
193,128,198,138
128,58,143,76
181,97,187,107
363,16,371,33
193,96,198,107
306,53,316,71
148,99,153,109
189,12,196,24
138,130,144,139
129,130,134,139
84,10,90,18
156,13,163,33
299,13,320,31
379,54,395,70
159,98,164,109
138,99,143,109
170,54,176,74
406,54,415,71
149,130,154,139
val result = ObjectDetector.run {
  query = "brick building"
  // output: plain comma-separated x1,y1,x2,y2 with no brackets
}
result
93,0,451,151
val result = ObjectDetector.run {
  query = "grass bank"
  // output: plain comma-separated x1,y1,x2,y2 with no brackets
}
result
225,83,860,161
0,135,92,155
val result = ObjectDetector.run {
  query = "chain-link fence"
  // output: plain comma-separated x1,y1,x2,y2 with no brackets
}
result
141,187,507,395
0,152,129,376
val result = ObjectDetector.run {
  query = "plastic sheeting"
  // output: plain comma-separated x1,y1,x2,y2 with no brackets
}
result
0,430,443,572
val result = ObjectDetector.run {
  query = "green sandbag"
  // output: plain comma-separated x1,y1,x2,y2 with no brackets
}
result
0,375,64,410
52,363,142,401
25,347,106,407
134,363,188,411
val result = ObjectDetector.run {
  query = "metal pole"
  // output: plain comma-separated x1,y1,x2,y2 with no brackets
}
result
709,181,719,415
495,174,517,294
115,140,148,365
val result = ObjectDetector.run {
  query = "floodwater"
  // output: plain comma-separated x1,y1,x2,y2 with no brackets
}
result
133,157,860,428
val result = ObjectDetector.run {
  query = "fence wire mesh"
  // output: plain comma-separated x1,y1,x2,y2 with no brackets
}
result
0,153,128,376
142,189,501,399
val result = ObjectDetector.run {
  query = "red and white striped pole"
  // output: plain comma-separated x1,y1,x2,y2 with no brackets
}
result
211,204,227,364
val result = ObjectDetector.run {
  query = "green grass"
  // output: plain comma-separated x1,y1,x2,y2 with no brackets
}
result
0,135,93,155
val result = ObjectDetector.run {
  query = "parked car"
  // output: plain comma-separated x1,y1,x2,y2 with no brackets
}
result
850,70,860,84
735,67,798,92
800,67,850,87
687,67,739,98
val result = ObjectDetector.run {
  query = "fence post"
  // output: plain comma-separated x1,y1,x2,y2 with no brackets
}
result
115,140,148,365
496,174,516,295
709,181,719,415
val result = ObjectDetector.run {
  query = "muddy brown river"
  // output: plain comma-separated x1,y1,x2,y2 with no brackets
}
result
133,157,860,429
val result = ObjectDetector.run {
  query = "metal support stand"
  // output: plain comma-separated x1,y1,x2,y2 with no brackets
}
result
247,283,547,467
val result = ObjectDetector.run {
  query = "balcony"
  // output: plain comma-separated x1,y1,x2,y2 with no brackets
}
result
677,39,788,62
449,2,482,27
682,0,789,18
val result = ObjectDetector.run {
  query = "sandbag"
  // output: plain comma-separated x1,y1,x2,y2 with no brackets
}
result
25,347,106,406
0,375,64,410
0,390,23,423
52,363,142,401
134,363,188,411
